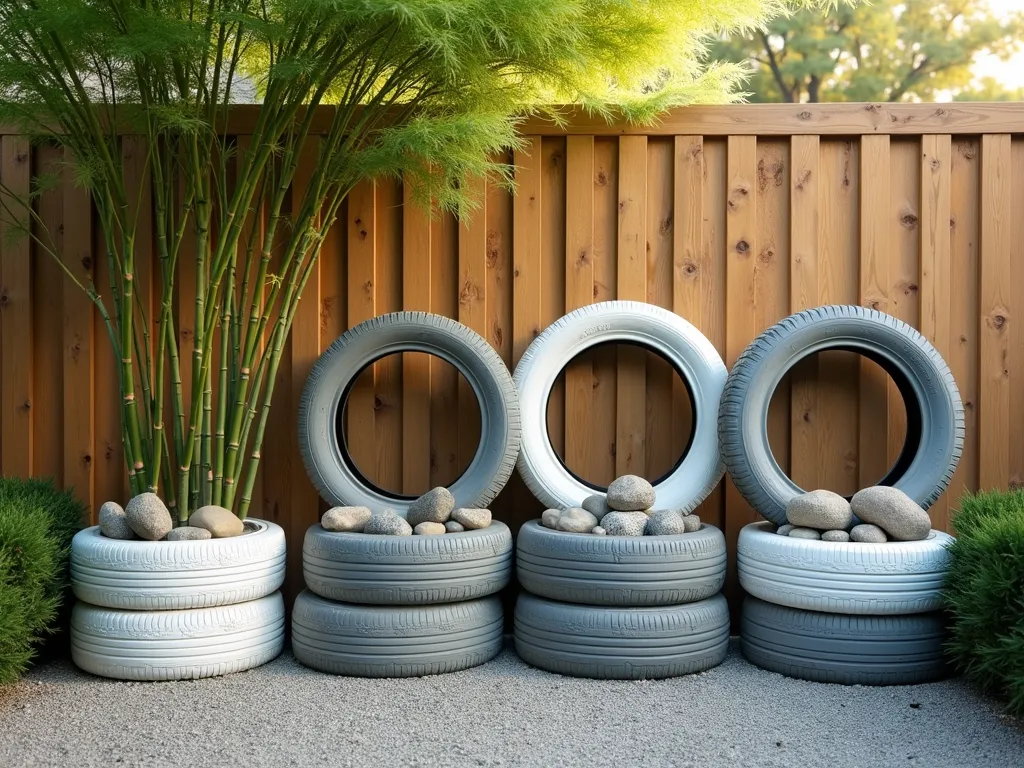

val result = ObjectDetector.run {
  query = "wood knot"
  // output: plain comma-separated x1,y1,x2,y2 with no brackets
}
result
513,268,521,278
658,216,672,236
735,240,750,255
20,399,30,412
596,171,608,187
373,397,383,411
550,151,562,168
929,157,940,171
900,212,919,229
864,104,881,113
83,453,92,465
949,216,956,230
802,410,812,423
81,256,92,270
459,279,482,306
990,313,1007,331
0,292,9,308
795,170,812,191
903,282,919,295
682,260,698,277
758,248,774,265
358,228,368,240
798,110,812,120
492,323,503,347
576,249,589,267
958,142,976,161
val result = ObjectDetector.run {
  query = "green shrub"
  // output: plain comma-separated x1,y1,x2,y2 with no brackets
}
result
0,478,87,683
944,490,1024,715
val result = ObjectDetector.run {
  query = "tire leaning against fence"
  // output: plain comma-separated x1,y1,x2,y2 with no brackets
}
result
516,520,726,606
513,301,727,512
719,306,964,526
298,312,520,514
740,596,948,685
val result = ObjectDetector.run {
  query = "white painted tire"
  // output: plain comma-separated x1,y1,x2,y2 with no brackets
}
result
71,592,285,681
513,301,727,511
70,520,286,610
738,522,953,615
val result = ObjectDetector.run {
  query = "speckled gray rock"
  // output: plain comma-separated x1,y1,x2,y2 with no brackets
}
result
580,495,613,522
189,505,244,538
592,526,607,535
451,508,492,530
364,510,413,536
413,522,446,536
788,527,821,540
646,510,686,536
556,507,599,533
682,514,701,533
600,511,649,536
165,526,212,541
786,490,854,531
321,506,372,533
850,523,888,543
606,475,656,511
406,487,455,527
776,524,795,536
540,509,561,529
851,486,931,541
125,493,173,541
445,520,465,533
821,530,851,543
98,501,134,540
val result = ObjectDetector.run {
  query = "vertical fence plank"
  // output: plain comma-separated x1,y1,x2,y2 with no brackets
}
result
542,138,567,460
487,154,514,368
513,139,543,368
347,180,377,478
430,212,460,487
375,178,403,491
458,176,487,475
592,138,618,486
402,179,432,495
94,196,125,506
1009,138,1024,496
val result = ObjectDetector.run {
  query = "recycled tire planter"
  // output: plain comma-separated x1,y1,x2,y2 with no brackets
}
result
70,592,285,681
738,522,953,615
740,597,948,685
719,306,964,526
291,592,504,677
516,520,726,606
298,312,520,514
514,301,727,512
514,592,730,680
70,520,286,610
303,522,513,604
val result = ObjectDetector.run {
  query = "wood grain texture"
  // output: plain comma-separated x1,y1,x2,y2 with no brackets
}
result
374,177,403,492
457,175,487,476
591,138,618,486
1009,138,1024,497
402,178,431,495
541,138,567,461
512,139,542,368
430,212,459,487
346,179,377,479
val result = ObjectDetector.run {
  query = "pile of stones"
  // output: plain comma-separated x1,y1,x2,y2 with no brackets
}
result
777,486,932,543
539,475,702,536
321,487,492,535
98,493,247,541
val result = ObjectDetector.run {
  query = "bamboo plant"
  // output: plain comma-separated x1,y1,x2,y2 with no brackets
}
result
0,0,796,522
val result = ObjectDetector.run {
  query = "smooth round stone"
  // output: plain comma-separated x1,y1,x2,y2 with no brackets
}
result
821,529,851,543
451,508,492,530
445,521,465,533
788,527,821,540
98,501,135,540
540,509,562,529
407,487,455,527
189,505,244,538
786,489,854,531
322,506,372,533
600,511,649,536
166,526,212,541
592,526,607,535
646,509,686,536
850,523,888,543
682,514,701,533
364,510,413,536
776,524,795,536
414,522,446,535
125,493,173,541
556,507,598,533
605,475,656,511
851,486,930,541
580,495,613,522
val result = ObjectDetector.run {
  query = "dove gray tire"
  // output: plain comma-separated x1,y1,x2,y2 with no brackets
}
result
740,597,948,685
291,592,504,677
298,312,520,513
719,305,964,526
516,520,726,606
514,592,729,680
70,592,285,681
738,522,953,615
513,301,727,512
302,522,512,604
70,520,286,610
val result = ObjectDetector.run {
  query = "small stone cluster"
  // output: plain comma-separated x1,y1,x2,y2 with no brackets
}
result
777,486,931,543
320,487,492,536
98,494,246,541
539,475,701,536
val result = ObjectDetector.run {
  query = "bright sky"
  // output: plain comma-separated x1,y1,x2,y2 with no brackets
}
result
972,0,1024,91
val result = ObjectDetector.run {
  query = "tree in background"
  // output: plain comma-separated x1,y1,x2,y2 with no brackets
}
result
714,0,1023,102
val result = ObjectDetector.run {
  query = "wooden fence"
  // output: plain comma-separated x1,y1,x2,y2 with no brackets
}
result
3,102,1024,602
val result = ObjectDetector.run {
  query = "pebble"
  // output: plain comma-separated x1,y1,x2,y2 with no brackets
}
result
682,514,701,533
188,505,245,538
406,487,455,527
821,530,851,543
788,527,821,540
606,475,656,511
600,511,649,536
786,489,854,531
646,510,686,535
451,508,492,530
413,522,446,535
540,509,561,529
580,495,613,522
98,501,135,540
776,524,794,536
166,526,212,541
851,486,930,541
556,507,599,533
592,526,607,535
364,510,413,536
125,493,173,541
445,521,465,533
850,523,888,543
321,506,372,533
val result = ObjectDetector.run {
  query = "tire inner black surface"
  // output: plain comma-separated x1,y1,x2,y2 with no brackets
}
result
543,339,698,492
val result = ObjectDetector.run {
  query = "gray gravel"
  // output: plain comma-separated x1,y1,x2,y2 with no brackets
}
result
1,641,1020,768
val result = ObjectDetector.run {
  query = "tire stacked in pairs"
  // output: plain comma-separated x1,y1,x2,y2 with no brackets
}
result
720,306,964,685
511,302,732,679
291,313,520,677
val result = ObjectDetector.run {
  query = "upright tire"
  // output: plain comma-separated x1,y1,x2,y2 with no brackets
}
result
719,306,963,525
514,592,730,680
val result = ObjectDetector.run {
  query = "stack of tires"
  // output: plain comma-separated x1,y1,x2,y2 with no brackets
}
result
510,302,733,679
289,312,521,677
720,306,964,685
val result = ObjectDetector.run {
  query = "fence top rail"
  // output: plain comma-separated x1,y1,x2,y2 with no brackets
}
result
3,102,1024,138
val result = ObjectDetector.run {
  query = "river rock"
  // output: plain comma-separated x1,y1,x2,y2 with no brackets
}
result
786,490,854,531
581,494,613,522
322,506,372,533
682,514,701,533
601,511,649,536
451,508,491,530
166,526,212,541
788,527,821,540
445,521,465,533
125,493,173,541
414,522,446,535
646,509,686,536
540,509,562,529
851,486,931,541
364,510,413,536
821,529,851,543
592,526,607,535
850,523,888,543
556,507,598,533
98,501,135,540
606,475,656,511
189,505,244,538
407,487,455,527
776,524,794,536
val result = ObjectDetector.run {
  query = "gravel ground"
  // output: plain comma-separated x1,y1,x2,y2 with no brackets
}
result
1,640,1020,768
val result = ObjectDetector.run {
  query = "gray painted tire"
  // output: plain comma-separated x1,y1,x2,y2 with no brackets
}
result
298,312,520,514
738,522,953,615
719,306,964,525
302,521,512,604
516,520,726,606
70,520,286,610
514,592,730,680
71,592,285,681
291,592,503,677
740,597,948,685
514,301,727,512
